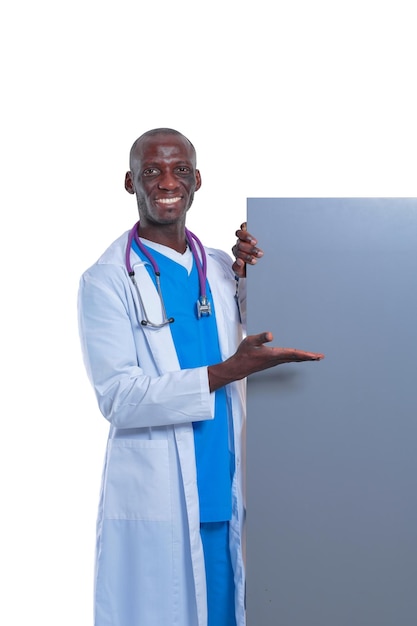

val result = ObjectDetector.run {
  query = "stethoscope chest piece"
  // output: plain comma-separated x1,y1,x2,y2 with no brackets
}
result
197,295,211,318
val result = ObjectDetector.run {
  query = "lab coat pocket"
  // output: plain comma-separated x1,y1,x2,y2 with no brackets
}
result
103,439,171,521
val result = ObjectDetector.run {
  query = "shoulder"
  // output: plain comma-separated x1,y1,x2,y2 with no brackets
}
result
205,246,235,278
96,231,129,266
81,231,128,273
79,230,130,290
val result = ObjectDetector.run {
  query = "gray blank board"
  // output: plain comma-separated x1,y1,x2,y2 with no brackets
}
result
246,198,417,626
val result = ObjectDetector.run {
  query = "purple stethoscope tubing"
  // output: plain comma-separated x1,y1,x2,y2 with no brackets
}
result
125,221,210,326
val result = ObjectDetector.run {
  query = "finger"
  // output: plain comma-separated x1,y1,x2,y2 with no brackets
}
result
305,352,324,360
280,348,324,361
235,228,256,245
297,349,324,360
233,248,263,265
232,239,263,264
246,331,273,347
232,258,246,278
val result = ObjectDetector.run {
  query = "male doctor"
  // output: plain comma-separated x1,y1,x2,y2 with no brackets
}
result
78,128,323,626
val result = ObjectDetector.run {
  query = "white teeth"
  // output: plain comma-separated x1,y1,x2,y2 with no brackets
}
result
158,197,181,204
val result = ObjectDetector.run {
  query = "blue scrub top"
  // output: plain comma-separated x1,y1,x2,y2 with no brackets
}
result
132,240,233,522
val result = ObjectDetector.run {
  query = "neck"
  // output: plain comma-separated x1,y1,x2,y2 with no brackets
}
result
137,221,187,254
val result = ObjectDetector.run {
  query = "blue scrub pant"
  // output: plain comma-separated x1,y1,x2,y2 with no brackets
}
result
200,522,237,626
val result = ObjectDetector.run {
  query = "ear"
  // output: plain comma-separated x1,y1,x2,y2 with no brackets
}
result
195,169,202,191
125,171,135,194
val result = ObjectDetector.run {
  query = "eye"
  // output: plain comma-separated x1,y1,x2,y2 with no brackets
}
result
143,167,160,177
176,166,191,175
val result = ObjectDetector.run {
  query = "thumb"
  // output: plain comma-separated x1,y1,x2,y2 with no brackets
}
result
250,331,273,347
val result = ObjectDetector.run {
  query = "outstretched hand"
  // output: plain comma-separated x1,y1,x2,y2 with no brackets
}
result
208,332,324,391
232,222,264,278
236,332,324,370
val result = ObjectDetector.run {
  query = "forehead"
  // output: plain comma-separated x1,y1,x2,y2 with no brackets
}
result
133,133,196,167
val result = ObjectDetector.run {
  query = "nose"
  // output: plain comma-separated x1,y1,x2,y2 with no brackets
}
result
158,169,179,191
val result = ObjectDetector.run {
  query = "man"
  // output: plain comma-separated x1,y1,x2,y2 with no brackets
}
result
78,128,323,626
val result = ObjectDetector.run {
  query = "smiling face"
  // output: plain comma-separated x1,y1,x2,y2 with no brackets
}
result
125,130,201,232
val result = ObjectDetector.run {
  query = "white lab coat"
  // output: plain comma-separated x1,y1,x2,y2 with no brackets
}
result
78,231,247,626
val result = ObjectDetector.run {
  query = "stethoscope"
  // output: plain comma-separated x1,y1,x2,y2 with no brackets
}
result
125,220,212,328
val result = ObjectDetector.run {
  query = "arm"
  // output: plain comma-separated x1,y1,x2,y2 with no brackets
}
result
78,266,213,429
208,331,324,392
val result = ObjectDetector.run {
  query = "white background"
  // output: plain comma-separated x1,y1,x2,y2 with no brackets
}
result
1,1,416,623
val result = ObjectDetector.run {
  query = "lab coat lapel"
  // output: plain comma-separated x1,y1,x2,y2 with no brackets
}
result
133,262,180,373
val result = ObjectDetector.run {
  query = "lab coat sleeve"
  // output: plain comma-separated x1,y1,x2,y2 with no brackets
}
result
78,266,214,429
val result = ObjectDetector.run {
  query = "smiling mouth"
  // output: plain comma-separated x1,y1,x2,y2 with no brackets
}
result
157,197,182,205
